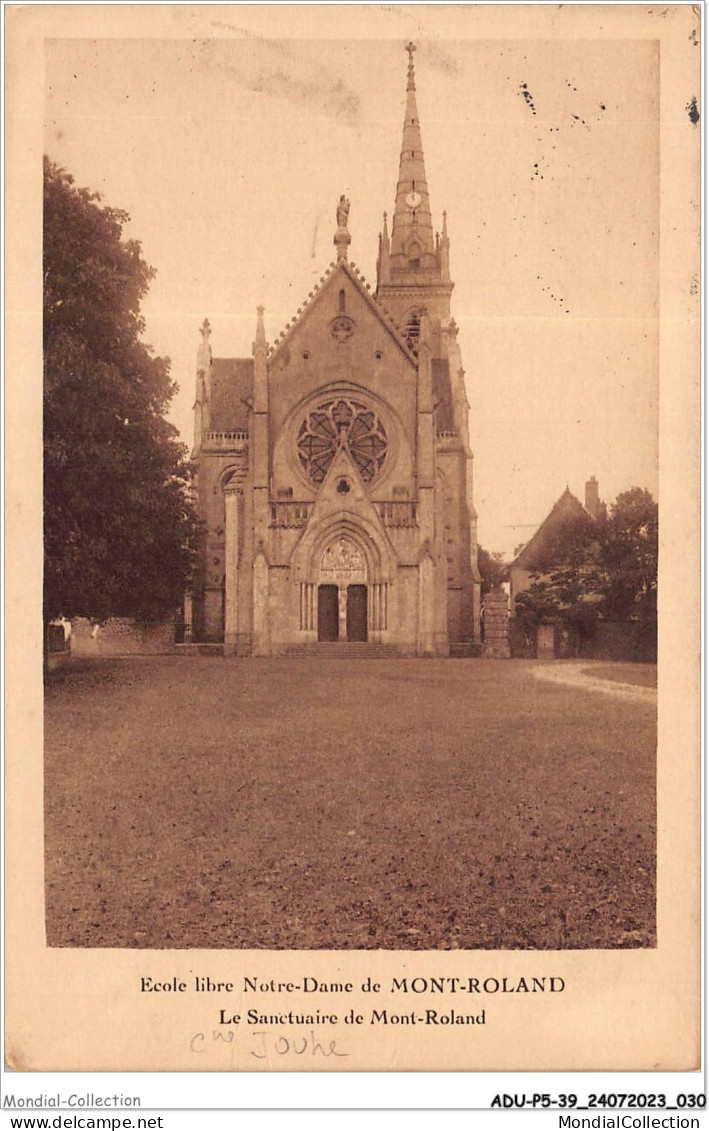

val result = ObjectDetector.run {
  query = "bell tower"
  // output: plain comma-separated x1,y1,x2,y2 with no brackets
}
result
376,42,453,341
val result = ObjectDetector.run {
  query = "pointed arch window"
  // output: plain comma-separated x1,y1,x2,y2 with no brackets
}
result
407,239,422,271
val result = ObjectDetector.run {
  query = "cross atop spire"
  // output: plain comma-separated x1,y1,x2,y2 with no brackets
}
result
406,41,416,89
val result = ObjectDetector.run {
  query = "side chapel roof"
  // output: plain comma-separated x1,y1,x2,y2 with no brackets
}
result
209,358,253,432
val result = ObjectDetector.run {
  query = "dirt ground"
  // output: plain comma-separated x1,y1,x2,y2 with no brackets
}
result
44,656,656,950
531,661,657,702
586,663,657,688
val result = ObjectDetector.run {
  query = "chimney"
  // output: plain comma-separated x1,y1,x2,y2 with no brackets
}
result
585,476,604,521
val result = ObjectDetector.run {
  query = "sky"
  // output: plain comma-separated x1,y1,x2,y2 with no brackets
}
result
45,20,660,557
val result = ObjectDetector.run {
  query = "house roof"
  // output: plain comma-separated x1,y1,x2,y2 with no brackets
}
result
511,487,597,569
209,358,253,431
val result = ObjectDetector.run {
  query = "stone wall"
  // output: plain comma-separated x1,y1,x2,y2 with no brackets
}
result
509,616,656,662
71,618,176,656
46,622,71,670
578,620,657,663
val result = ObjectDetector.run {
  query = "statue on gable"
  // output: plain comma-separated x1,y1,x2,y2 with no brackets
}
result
336,194,350,230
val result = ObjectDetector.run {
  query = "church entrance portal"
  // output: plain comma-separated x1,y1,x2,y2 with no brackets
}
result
317,535,369,642
317,583,369,642
346,585,368,641
317,585,339,641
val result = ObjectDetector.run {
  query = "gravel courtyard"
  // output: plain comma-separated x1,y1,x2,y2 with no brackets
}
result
45,657,656,950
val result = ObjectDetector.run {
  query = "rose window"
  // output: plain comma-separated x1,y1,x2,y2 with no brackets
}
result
297,398,388,484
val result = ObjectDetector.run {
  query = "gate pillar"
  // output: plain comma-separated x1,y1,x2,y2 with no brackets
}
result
481,585,510,659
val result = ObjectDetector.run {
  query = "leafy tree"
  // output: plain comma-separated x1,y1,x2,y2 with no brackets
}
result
598,488,658,621
514,488,658,633
43,158,198,630
477,546,508,596
514,510,601,629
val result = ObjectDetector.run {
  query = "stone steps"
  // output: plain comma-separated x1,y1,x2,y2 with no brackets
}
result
174,642,224,657
449,640,480,659
174,642,404,659
284,642,403,659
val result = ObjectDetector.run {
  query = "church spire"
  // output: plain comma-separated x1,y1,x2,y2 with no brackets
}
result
375,41,453,324
390,42,435,265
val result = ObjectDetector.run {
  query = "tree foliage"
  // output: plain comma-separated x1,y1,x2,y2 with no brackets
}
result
599,488,658,621
515,512,601,631
44,158,199,624
515,488,657,630
477,546,508,596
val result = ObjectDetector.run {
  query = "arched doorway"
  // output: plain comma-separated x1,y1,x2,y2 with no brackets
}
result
346,585,367,642
317,536,368,642
317,585,339,641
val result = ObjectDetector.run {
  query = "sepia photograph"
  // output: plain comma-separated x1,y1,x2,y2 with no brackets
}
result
40,24,663,953
6,2,699,1073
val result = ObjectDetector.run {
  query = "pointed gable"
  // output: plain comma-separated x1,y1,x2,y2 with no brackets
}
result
268,260,418,367
289,438,400,583
512,488,597,570
305,440,392,534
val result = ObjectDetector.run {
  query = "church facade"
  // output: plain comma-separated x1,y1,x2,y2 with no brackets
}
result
187,45,481,656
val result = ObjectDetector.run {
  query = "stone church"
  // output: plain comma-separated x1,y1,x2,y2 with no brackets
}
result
187,44,481,656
